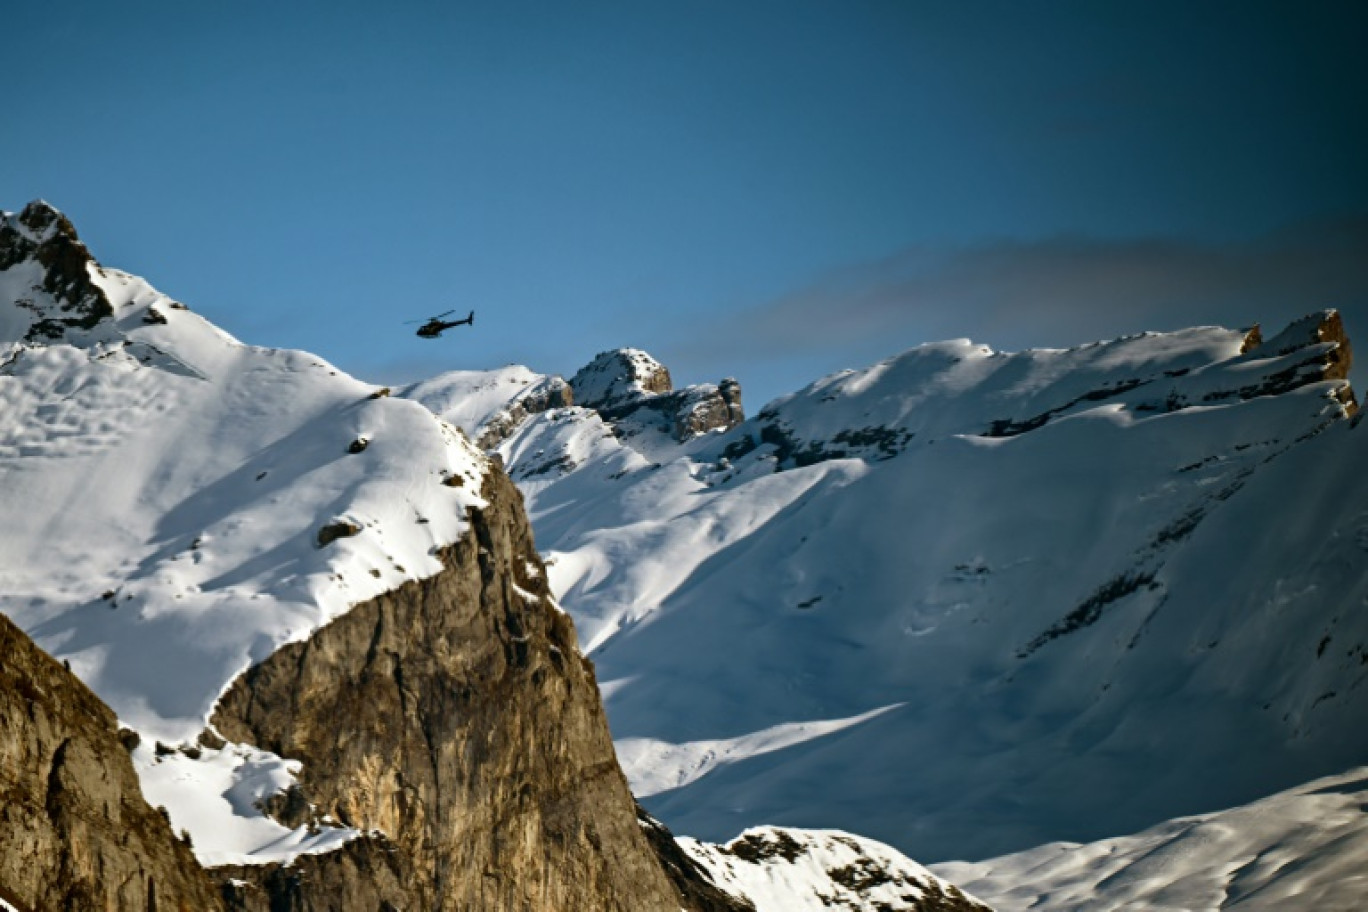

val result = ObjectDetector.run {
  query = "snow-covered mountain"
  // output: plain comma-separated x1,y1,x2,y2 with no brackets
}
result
0,201,991,911
933,765,1368,910
0,201,491,865
678,825,992,912
6,198,1366,909
411,309,1367,868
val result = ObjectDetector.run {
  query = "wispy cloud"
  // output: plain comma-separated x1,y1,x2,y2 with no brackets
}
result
686,217,1368,366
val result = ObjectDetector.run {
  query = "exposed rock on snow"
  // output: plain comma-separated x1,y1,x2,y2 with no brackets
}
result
568,348,745,442
477,374,574,448
641,379,748,442
637,810,760,912
1218,309,1356,412
571,347,674,410
681,826,992,911
316,518,363,547
406,351,745,456
402,365,574,450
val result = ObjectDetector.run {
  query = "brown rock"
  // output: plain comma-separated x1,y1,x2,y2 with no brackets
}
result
670,379,746,441
317,519,363,547
0,612,224,911
212,468,715,910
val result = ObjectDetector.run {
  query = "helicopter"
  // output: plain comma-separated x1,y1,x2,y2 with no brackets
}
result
407,309,474,339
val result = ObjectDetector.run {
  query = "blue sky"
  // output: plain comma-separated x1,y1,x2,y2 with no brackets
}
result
5,1,1366,408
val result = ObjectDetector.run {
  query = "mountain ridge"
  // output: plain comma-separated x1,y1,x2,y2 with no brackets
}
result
412,307,1366,865
5,198,1366,908
0,200,990,911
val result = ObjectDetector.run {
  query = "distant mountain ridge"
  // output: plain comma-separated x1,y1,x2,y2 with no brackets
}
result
412,304,1368,868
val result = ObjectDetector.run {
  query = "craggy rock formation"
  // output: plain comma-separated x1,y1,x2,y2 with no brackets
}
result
683,828,993,912
1234,309,1357,413
0,200,114,342
637,809,758,912
476,374,574,449
571,348,674,411
718,377,744,426
601,381,747,443
667,378,745,441
570,348,745,442
0,612,224,912
211,468,724,910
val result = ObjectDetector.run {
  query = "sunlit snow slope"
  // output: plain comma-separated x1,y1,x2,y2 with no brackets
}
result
678,824,992,911
0,203,487,865
933,766,1368,911
414,317,1367,864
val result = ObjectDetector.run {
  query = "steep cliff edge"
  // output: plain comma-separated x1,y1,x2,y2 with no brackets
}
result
0,612,223,912
211,467,724,910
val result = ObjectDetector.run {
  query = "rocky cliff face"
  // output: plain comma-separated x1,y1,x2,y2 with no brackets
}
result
0,612,223,912
210,467,726,910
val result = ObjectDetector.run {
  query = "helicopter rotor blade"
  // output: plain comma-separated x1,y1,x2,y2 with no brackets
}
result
403,309,458,324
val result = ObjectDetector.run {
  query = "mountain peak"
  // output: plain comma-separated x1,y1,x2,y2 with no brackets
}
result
1,200,112,343
570,348,673,411
1240,308,1355,413
12,199,81,245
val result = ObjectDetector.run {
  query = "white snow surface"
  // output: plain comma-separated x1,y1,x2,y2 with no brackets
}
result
410,321,1368,866
400,363,558,439
680,826,990,911
134,739,359,867
0,209,488,865
618,703,903,798
932,766,1368,911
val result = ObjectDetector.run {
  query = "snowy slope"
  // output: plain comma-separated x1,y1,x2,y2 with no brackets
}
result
932,765,1368,911
679,825,992,911
400,362,571,449
0,204,488,865
412,320,1367,864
